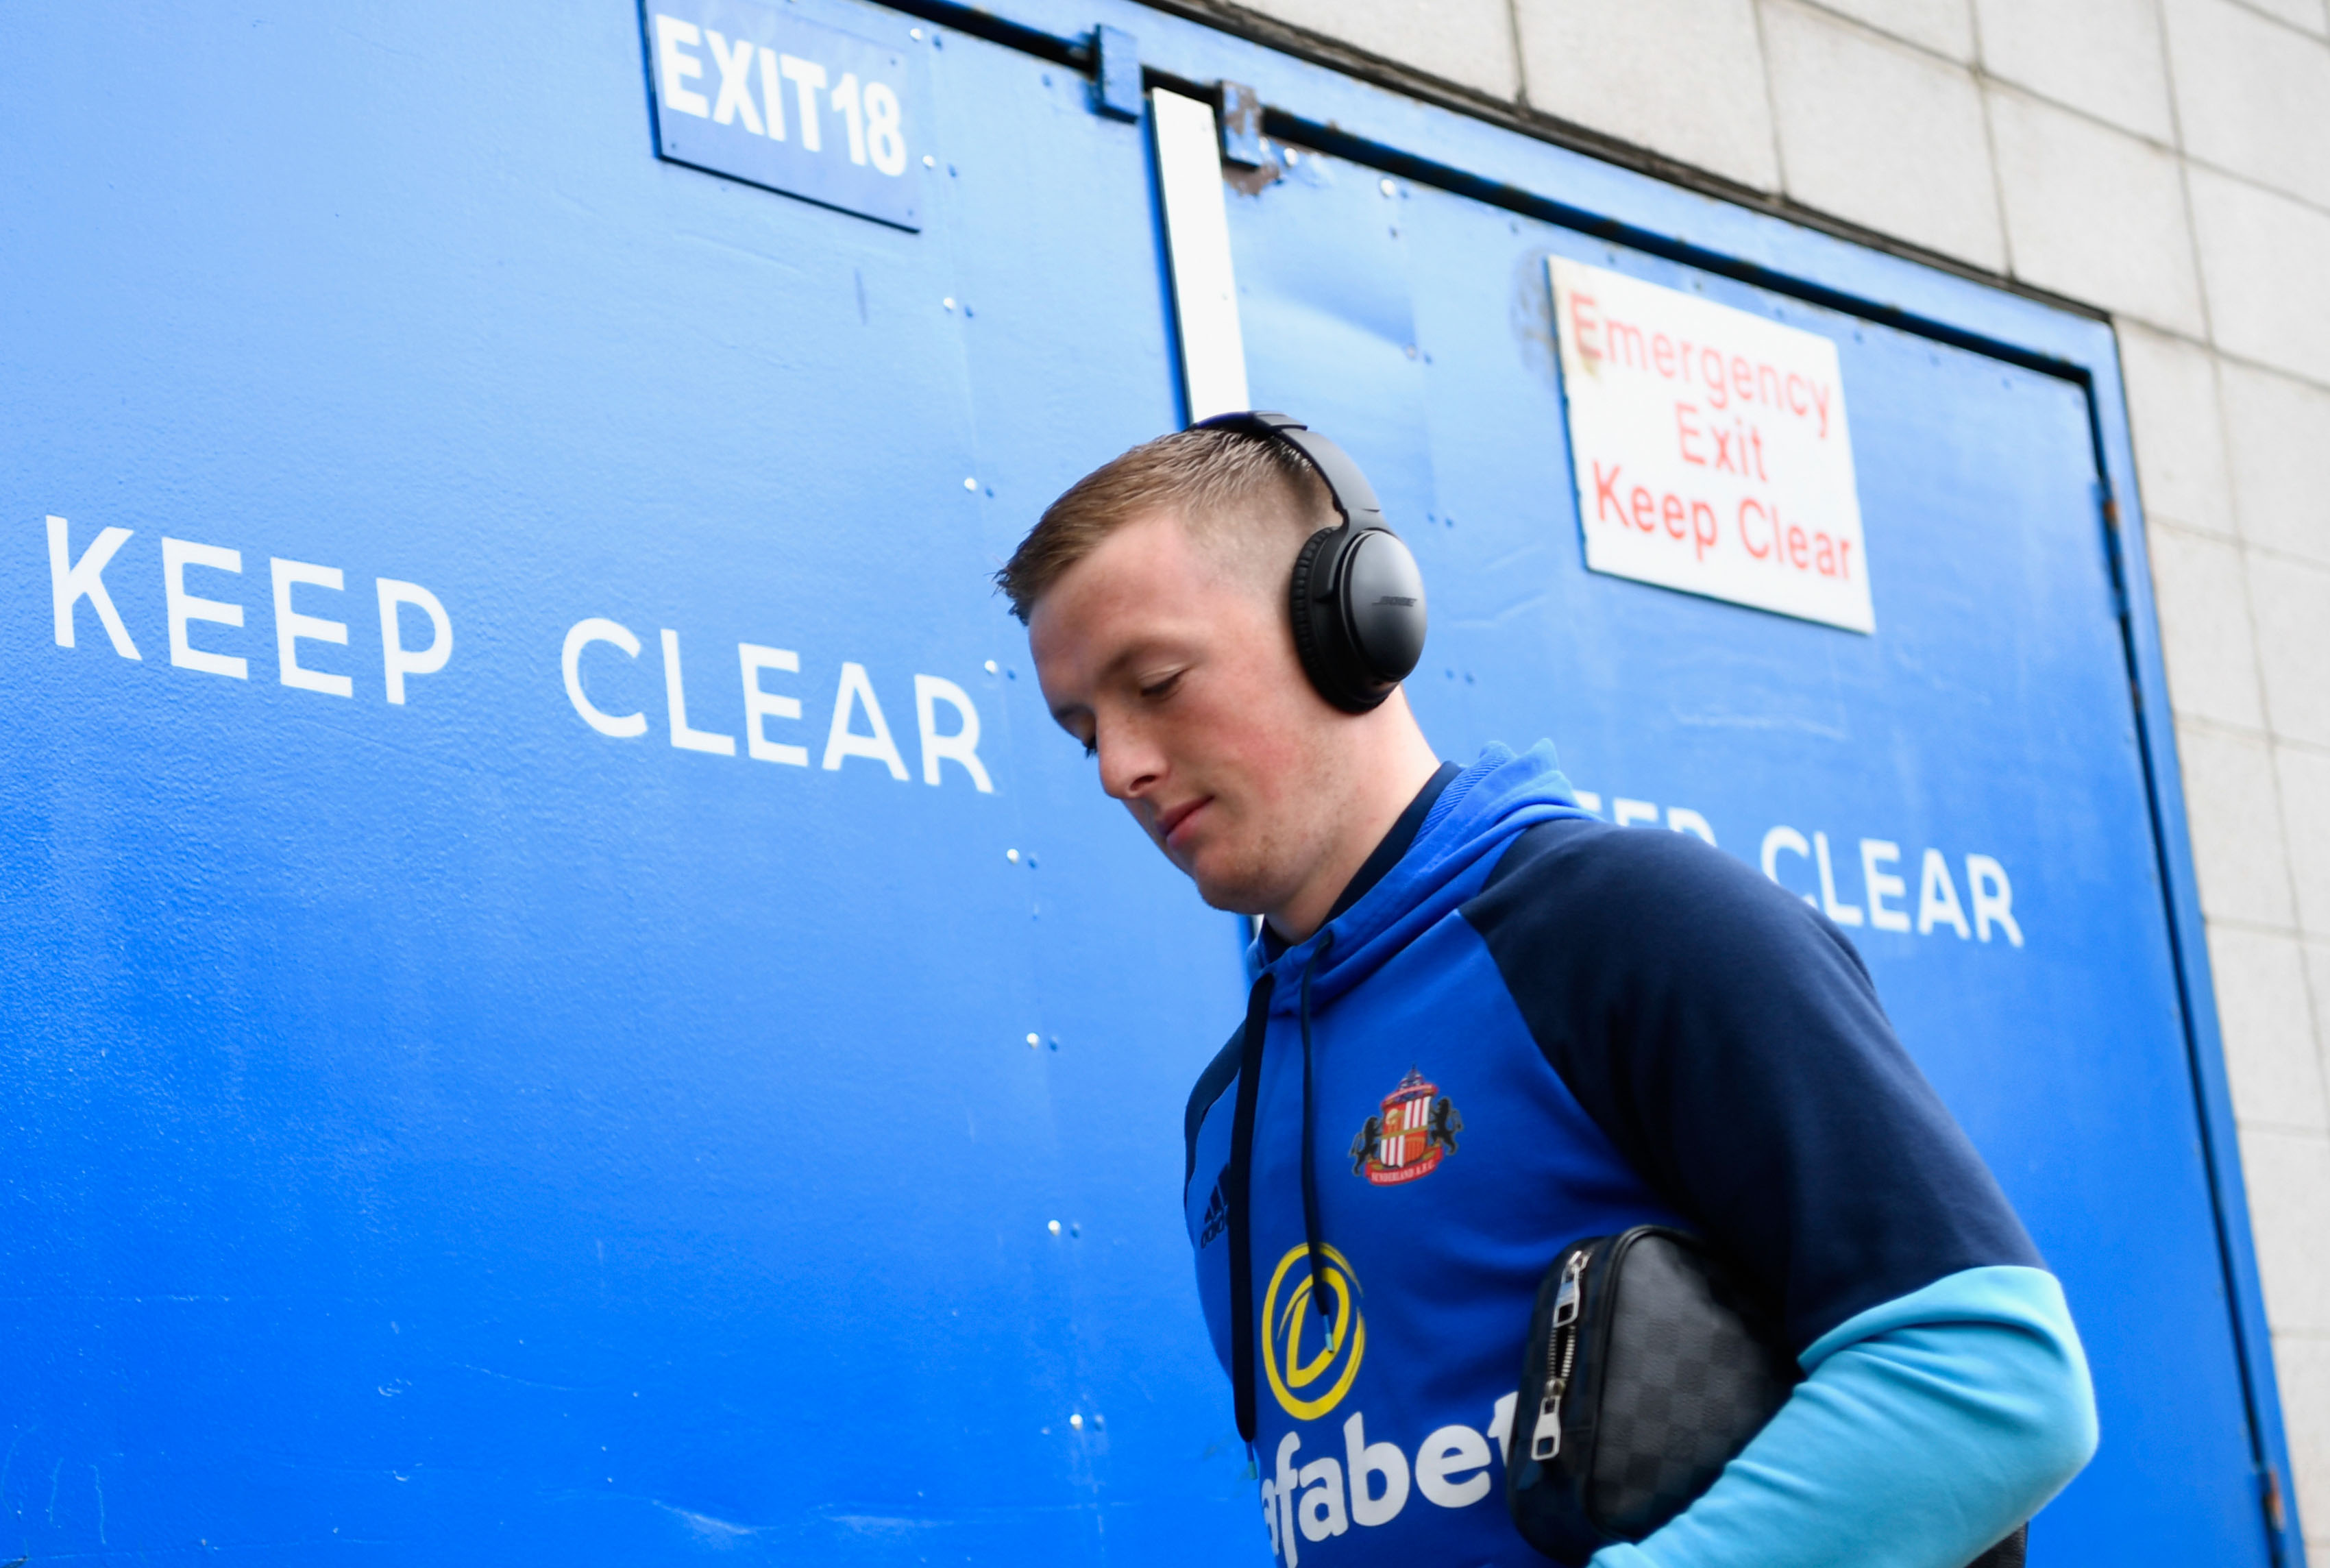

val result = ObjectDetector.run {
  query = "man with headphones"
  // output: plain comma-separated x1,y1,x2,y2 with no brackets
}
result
999,414,2097,1568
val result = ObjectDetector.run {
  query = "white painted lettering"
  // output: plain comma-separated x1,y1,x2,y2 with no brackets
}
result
704,29,765,134
162,537,247,681
271,558,351,698
653,14,711,118
779,55,828,152
757,47,787,140
1860,838,1911,932
1917,848,1971,938
48,517,140,659
830,71,867,165
822,660,907,778
1967,855,2023,946
661,628,736,756
739,643,808,765
1761,824,1814,906
562,617,647,738
913,674,992,791
1812,830,1863,926
1613,797,1659,828
864,80,905,175
1666,806,1717,846
378,579,453,706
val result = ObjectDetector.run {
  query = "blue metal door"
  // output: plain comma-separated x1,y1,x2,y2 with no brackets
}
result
0,2,1260,1559
1221,145,2267,1565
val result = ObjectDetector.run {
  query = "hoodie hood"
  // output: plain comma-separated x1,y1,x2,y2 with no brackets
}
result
1245,741,1593,1011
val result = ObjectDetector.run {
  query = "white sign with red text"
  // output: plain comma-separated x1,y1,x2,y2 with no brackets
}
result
1551,258,1874,633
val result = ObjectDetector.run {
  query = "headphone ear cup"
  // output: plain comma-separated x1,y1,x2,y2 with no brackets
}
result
1287,526,1342,705
1340,530,1427,687
1288,526,1425,713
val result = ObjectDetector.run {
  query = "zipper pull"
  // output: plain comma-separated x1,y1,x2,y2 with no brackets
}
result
1552,1251,1585,1327
1530,1378,1565,1460
1532,1253,1589,1461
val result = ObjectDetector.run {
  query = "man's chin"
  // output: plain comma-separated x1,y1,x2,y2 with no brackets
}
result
1188,859,1277,920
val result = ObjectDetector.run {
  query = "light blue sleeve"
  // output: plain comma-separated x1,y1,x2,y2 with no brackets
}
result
1589,1265,2098,1568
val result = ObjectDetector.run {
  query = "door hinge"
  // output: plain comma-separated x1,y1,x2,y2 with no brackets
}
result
1218,81,1264,167
2094,479,2130,622
1091,25,1140,121
2261,1464,2287,1536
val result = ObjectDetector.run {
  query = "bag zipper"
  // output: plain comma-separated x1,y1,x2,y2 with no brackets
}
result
1530,1249,1588,1460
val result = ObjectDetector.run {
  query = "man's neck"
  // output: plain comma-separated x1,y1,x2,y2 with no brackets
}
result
1265,707,1442,945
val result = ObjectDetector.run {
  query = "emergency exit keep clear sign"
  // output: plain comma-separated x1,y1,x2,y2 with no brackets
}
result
1551,258,1874,633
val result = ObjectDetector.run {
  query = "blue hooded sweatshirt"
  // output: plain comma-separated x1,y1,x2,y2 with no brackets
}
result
1183,743,2096,1568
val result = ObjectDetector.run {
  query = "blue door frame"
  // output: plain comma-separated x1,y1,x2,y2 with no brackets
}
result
910,0,2303,1558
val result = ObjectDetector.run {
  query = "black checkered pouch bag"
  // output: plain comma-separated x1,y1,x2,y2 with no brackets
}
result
1506,1226,2028,1567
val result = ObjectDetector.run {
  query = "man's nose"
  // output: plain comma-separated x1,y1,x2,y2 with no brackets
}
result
1096,722,1163,803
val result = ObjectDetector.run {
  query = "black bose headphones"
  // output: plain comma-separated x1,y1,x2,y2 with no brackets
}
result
1190,411,1427,713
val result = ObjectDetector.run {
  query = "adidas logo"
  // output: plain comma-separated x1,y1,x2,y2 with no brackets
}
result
1199,1178,1229,1247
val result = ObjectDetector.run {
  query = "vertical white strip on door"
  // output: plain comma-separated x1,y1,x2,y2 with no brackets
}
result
1151,89,1251,421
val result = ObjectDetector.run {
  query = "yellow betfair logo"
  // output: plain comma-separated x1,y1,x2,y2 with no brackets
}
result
1261,1242,1366,1420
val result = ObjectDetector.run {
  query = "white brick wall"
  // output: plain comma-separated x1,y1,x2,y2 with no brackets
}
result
1218,0,2330,1549
1988,86,2203,329
1763,2,2007,265
1513,0,1782,191
1976,0,2177,139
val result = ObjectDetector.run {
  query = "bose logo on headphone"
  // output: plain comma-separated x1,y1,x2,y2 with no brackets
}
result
1188,411,1429,714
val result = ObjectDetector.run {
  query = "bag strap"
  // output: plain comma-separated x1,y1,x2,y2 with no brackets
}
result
1966,1523,2027,1568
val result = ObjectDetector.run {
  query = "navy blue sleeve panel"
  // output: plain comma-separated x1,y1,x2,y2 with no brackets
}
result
1185,1024,1244,1195
1464,818,2041,1353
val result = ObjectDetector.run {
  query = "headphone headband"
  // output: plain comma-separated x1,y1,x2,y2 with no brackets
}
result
1192,411,1386,531
1186,410,1426,713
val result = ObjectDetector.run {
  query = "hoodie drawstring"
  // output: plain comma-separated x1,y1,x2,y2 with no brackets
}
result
1226,929,1338,1445
1297,931,1336,1319
1226,970,1275,1445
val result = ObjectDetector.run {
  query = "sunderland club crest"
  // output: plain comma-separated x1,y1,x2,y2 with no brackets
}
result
1349,1067,1462,1186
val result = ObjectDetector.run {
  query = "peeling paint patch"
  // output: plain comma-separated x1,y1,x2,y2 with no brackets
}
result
656,1500,765,1545
823,1512,942,1538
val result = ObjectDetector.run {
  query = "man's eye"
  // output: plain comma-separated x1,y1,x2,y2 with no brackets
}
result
1081,737,1098,759
1140,672,1184,701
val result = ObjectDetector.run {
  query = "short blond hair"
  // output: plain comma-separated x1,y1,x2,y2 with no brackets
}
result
997,426,1331,622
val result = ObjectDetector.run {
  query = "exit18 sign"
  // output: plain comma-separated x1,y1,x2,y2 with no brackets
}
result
1550,258,1874,633
644,0,926,231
